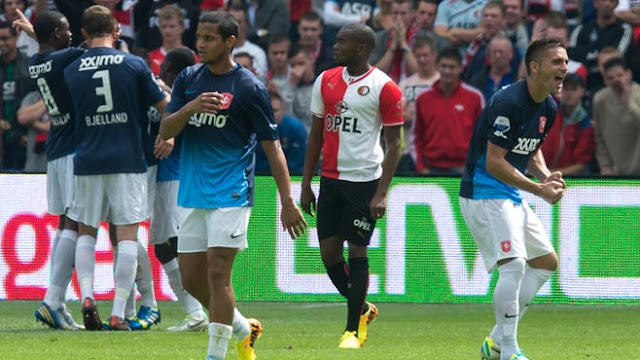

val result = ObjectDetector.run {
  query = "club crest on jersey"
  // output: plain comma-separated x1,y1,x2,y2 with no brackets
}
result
358,86,370,96
335,100,349,113
219,92,234,110
539,116,547,133
501,240,511,253
492,116,510,139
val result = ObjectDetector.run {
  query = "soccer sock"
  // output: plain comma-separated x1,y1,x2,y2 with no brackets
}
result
112,241,138,319
232,307,251,340
113,247,137,319
135,242,157,309
346,257,369,333
163,259,203,315
75,235,97,301
494,258,525,360
207,322,233,360
50,229,62,266
44,229,77,310
518,266,553,320
326,259,349,298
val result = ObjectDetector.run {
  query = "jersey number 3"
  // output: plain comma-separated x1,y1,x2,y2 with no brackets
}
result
93,70,114,113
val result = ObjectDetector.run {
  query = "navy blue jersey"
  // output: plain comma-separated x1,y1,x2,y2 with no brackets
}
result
64,47,166,175
459,80,557,203
165,64,278,209
157,133,181,182
28,47,85,161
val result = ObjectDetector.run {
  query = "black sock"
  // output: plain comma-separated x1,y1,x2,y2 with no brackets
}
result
346,257,369,332
326,260,349,298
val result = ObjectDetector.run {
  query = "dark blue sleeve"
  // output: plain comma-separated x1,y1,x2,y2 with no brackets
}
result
165,69,188,113
487,99,522,150
248,82,278,142
136,57,166,107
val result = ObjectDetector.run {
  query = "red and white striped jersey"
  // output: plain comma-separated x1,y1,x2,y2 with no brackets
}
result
310,66,403,182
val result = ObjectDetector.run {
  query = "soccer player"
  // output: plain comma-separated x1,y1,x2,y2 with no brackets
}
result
160,11,307,360
24,10,84,330
152,48,209,332
64,5,168,331
300,23,404,349
459,38,568,360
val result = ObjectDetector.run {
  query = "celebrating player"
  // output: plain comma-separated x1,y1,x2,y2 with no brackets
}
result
300,23,403,349
160,11,307,360
459,38,568,360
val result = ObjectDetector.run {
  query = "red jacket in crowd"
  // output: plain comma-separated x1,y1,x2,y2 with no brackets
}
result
541,103,595,171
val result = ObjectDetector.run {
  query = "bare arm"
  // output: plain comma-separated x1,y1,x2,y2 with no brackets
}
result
261,139,308,238
300,115,324,216
526,148,552,183
17,99,47,127
370,124,402,219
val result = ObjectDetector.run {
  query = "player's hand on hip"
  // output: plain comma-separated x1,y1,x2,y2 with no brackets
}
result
369,193,387,220
539,180,565,205
281,198,308,239
189,92,223,114
300,185,316,217
544,171,566,188
153,135,174,159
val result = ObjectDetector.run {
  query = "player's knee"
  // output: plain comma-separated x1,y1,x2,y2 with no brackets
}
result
207,261,232,286
154,242,175,264
498,257,526,277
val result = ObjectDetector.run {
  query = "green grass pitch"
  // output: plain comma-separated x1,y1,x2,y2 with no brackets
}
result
1,301,638,359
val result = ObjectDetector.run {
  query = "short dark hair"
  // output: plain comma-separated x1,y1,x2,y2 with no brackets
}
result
0,20,17,36
483,0,505,16
417,0,439,6
339,23,376,51
160,48,196,86
268,90,282,102
199,10,238,40
544,11,567,30
299,11,322,24
603,57,628,72
268,32,291,48
233,51,254,64
412,34,436,52
437,46,462,64
524,38,565,76
563,73,585,88
393,0,415,7
82,5,117,39
33,11,65,45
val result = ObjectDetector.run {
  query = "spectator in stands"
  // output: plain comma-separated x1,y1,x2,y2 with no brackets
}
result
542,12,588,80
17,91,48,173
266,34,296,115
503,0,528,59
541,73,595,175
569,0,632,98
233,51,256,75
228,2,268,82
372,0,393,31
434,0,487,56
397,35,439,174
414,0,452,53
468,35,516,101
593,58,640,175
370,0,418,83
148,5,197,76
2,0,37,55
463,1,514,82
323,0,377,45
527,0,579,29
413,47,484,175
242,0,289,51
134,0,199,50
0,21,35,171
289,0,311,43
255,91,307,175
598,46,623,86
199,0,225,11
287,45,315,131
297,11,335,77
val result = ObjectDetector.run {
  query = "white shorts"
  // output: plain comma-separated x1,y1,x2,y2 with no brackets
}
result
150,180,183,244
68,173,147,228
145,165,158,219
178,207,251,253
46,154,75,215
459,197,554,273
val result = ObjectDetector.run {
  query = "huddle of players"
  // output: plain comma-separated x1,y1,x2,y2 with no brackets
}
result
23,6,208,333
19,3,568,360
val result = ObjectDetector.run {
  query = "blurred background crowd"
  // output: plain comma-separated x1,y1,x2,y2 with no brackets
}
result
0,0,638,177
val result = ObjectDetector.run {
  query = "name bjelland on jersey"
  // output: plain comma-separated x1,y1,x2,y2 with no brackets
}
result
86,112,128,126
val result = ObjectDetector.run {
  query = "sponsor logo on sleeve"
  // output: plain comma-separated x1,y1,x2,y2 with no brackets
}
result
492,116,510,139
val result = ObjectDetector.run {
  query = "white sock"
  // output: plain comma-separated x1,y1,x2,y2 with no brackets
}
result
163,258,203,316
113,246,137,319
112,241,138,319
518,266,553,320
135,242,157,309
75,235,96,300
489,325,501,345
208,322,232,360
50,229,62,262
232,307,250,340
494,258,525,360
44,229,77,310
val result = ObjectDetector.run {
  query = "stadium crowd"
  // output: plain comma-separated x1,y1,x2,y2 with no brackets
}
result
0,0,639,176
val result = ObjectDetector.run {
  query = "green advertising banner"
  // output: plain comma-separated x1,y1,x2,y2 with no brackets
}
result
233,177,640,305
